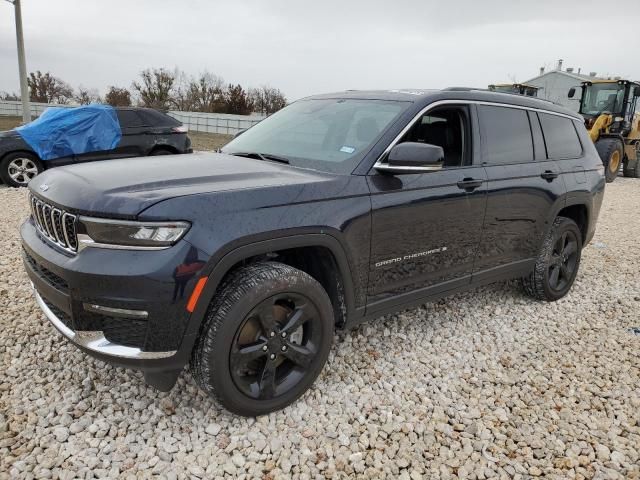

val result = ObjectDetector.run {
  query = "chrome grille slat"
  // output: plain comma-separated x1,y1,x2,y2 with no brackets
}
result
42,204,54,238
51,208,65,244
28,193,78,254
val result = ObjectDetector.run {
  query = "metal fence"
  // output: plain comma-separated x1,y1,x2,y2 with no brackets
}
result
0,100,264,135
167,111,264,135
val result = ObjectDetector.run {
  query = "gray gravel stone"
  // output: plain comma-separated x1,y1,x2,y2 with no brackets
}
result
1,180,640,478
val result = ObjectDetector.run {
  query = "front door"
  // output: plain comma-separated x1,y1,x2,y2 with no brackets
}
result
366,105,487,312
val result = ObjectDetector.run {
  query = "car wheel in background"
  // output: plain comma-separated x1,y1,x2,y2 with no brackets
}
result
0,152,43,188
522,216,583,302
191,261,334,416
149,148,174,156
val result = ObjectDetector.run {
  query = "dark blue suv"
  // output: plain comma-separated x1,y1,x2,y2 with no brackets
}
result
21,88,605,415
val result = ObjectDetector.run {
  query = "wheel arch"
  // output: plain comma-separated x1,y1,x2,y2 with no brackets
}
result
185,233,358,341
556,201,590,244
0,149,42,164
149,144,179,155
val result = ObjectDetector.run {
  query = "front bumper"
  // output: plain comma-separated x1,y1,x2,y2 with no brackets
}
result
21,217,208,375
32,284,176,360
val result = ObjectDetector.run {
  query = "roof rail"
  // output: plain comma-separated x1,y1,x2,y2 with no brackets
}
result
443,86,564,107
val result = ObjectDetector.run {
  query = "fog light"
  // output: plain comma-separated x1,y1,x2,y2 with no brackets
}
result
83,303,148,319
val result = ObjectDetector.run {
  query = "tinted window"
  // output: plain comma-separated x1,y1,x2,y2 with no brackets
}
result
478,105,533,164
117,110,147,127
140,109,181,127
397,106,469,168
538,113,582,159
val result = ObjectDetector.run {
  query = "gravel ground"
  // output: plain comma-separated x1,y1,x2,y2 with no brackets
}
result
1,180,639,479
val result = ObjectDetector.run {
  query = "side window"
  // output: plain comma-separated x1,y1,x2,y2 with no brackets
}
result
538,113,583,159
478,105,533,165
117,110,146,128
396,106,469,168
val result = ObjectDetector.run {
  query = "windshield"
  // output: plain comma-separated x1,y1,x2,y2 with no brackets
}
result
222,98,408,174
580,83,625,115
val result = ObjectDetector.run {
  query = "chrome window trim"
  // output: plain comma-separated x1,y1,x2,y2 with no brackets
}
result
373,99,582,170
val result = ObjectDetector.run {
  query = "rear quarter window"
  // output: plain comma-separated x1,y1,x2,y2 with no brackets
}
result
141,110,182,127
538,113,583,159
117,110,147,128
478,105,534,164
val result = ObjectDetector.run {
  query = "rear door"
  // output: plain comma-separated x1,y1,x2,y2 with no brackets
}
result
112,109,152,157
538,112,594,210
472,104,566,282
366,104,488,312
72,109,151,164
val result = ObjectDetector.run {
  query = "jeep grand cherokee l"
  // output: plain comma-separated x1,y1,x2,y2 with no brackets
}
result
21,88,605,416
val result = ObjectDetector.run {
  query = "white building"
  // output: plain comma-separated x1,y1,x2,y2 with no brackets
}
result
524,61,607,112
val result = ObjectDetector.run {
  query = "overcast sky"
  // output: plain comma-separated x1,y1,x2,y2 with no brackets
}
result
1,0,639,102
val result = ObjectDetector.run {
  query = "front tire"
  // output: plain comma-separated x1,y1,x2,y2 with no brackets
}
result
191,261,334,416
0,152,43,187
595,138,623,183
522,216,582,302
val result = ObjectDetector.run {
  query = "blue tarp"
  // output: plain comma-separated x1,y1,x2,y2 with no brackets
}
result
16,105,121,161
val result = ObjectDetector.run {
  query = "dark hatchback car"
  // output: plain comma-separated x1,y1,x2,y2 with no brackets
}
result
21,89,604,416
0,107,191,187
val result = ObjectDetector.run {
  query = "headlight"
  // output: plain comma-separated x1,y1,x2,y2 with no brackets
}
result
77,217,190,250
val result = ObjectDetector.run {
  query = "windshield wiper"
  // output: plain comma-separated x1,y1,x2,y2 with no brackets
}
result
229,152,290,164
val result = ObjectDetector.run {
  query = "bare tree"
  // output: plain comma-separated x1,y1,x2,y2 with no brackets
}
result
186,72,226,113
27,71,74,104
104,86,132,107
224,84,253,115
75,86,101,105
0,91,20,101
132,68,176,110
170,70,193,111
252,86,287,115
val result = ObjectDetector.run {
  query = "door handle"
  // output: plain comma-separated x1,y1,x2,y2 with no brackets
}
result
541,170,559,181
457,178,483,191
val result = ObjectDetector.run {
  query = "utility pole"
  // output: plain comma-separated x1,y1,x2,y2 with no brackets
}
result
5,0,31,123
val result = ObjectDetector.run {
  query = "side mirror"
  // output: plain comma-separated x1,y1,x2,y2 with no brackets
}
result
568,87,576,98
376,142,444,174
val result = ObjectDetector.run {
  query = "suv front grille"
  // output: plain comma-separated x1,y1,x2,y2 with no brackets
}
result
29,194,78,253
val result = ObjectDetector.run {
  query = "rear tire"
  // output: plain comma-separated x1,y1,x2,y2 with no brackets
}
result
149,148,174,156
522,216,582,302
622,147,640,178
190,261,334,416
0,152,43,188
595,138,623,183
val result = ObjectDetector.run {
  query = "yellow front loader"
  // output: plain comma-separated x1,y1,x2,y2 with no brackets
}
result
569,79,640,183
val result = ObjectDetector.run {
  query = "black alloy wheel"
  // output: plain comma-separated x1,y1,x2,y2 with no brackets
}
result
522,216,583,301
547,230,579,292
230,293,320,400
191,261,334,416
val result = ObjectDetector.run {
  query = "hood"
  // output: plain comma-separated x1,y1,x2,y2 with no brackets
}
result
29,152,334,218
0,129,21,139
